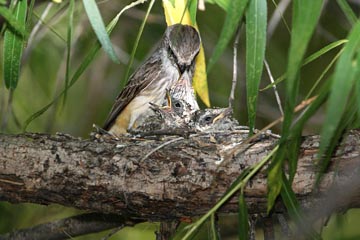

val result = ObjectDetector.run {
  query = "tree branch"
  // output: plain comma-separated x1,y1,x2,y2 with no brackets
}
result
0,130,360,221
0,213,142,240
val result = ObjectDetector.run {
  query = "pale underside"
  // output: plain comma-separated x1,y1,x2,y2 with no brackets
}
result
108,49,180,136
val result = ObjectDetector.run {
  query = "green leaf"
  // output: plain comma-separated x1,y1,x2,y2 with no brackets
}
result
24,0,147,130
3,0,27,90
261,39,347,92
281,175,322,239
317,94,358,185
287,138,301,183
177,146,276,240
283,0,323,135
336,0,357,26
280,174,300,220
356,63,360,117
267,0,323,213
188,0,198,24
305,49,344,100
209,213,220,240
0,4,27,37
205,0,229,11
318,21,360,178
63,0,75,105
168,0,176,7
267,146,285,213
292,81,331,135
246,0,267,133
207,0,249,72
123,0,155,86
287,81,331,182
238,191,249,240
354,50,360,128
302,39,348,66
26,0,35,32
82,0,119,63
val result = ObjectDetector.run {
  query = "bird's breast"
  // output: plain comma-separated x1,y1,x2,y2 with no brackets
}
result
128,62,180,129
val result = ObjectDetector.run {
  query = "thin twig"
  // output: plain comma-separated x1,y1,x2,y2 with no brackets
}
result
130,128,195,138
229,24,242,109
139,137,184,162
264,59,284,116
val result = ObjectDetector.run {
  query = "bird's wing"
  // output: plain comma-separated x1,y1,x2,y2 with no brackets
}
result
103,55,162,130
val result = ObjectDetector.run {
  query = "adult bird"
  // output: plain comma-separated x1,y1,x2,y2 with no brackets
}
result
103,24,201,136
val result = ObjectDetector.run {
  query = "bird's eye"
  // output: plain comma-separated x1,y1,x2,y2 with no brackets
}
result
174,101,182,108
204,116,213,122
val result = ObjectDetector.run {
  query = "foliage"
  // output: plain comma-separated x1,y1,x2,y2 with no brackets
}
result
1,0,360,239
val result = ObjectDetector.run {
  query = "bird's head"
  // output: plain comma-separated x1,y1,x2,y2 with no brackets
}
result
193,108,233,128
166,24,201,73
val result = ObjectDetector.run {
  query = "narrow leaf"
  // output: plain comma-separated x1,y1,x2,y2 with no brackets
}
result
168,0,176,7
82,0,119,63
356,64,360,118
188,0,198,24
287,138,301,183
287,81,332,182
280,174,300,220
193,45,210,107
318,21,360,177
3,0,27,90
210,213,220,240
283,0,323,135
0,5,27,37
267,147,285,213
336,0,357,26
123,0,155,85
303,39,348,65
163,0,192,25
23,0,145,130
25,0,35,31
305,49,344,100
281,175,322,239
355,46,360,123
261,39,347,92
246,0,267,132
238,191,249,240
177,146,276,240
205,0,229,11
267,0,323,213
318,93,359,184
63,0,75,105
207,0,249,72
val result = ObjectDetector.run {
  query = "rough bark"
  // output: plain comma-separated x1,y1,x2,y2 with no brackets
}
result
0,130,360,221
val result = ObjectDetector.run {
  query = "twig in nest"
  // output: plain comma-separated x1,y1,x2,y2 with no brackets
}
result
218,96,318,167
129,128,195,139
139,137,184,162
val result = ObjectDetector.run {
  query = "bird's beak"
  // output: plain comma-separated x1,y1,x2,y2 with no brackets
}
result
213,108,233,123
178,64,187,74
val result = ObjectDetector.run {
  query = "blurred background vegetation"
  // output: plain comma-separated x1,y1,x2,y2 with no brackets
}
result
1,0,360,239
